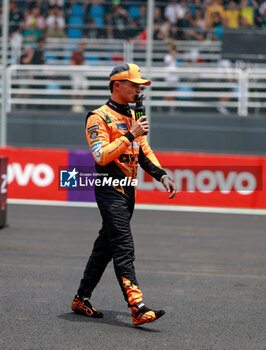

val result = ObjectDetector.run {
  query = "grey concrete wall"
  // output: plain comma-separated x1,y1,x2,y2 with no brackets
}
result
150,112,266,155
6,110,266,155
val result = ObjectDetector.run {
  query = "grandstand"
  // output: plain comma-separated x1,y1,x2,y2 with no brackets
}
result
1,0,266,150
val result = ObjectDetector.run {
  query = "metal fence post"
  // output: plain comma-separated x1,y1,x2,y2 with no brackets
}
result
124,41,133,63
238,69,248,117
0,0,10,146
145,0,155,144
6,66,12,113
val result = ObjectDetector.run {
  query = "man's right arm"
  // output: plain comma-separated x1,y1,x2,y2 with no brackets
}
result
86,114,134,165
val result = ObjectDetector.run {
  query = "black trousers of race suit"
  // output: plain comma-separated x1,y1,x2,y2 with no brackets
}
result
78,183,139,305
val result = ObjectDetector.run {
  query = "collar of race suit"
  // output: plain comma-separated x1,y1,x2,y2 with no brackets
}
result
106,98,132,117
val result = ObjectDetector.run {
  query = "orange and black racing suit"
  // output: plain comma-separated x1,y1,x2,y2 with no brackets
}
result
77,98,167,307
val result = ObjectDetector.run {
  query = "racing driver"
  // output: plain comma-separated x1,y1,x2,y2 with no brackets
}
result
71,63,177,326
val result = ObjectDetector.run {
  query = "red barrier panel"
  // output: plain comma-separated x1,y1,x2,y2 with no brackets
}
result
136,152,266,209
0,157,8,228
0,147,265,209
0,147,68,201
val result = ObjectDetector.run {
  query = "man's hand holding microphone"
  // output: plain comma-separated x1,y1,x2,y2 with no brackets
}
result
130,92,149,137
130,116,149,138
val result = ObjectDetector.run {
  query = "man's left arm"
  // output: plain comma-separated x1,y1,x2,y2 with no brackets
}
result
138,137,177,199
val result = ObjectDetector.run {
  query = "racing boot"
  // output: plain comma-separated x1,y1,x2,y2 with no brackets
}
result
71,295,103,318
131,302,165,326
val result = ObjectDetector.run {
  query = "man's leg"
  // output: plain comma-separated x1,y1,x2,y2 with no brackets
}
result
72,224,111,318
97,186,165,325
77,225,112,298
96,185,143,306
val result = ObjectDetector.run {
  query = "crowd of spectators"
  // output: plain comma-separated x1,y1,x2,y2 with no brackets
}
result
5,0,265,115
7,0,266,46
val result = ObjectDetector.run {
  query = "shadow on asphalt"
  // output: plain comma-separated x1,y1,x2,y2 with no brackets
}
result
58,310,163,333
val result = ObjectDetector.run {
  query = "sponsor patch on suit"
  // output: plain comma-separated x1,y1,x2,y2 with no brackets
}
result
91,142,102,152
105,114,112,123
90,138,101,145
87,125,99,133
116,123,128,130
90,131,99,139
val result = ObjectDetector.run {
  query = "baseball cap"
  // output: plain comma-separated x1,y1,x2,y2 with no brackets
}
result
109,63,151,86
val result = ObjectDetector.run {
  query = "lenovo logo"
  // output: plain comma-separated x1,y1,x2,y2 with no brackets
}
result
7,163,54,187
138,167,261,195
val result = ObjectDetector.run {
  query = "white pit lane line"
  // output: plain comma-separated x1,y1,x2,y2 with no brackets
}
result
7,198,266,216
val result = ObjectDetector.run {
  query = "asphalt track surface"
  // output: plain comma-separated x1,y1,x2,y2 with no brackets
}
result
1,204,266,350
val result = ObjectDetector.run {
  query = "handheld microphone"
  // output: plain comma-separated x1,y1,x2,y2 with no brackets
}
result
135,93,148,135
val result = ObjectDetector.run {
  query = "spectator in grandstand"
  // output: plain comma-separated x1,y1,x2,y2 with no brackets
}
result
153,7,167,40
70,42,88,113
176,0,188,20
259,1,266,15
48,0,64,9
166,23,176,41
240,0,259,26
193,8,206,31
34,0,49,15
127,19,141,40
225,1,240,29
163,44,179,112
20,48,34,65
71,42,86,67
22,18,41,45
24,6,46,33
138,4,147,30
46,5,66,38
206,11,224,40
9,25,23,64
175,10,191,39
164,44,178,75
188,25,206,40
164,0,180,24
154,20,171,41
216,58,235,115
177,8,205,40
154,6,164,25
85,19,99,39
86,0,106,38
106,2,130,39
18,39,46,108
189,0,201,17
205,0,226,28
20,38,46,65
9,1,24,30
239,14,251,27
257,1,266,27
